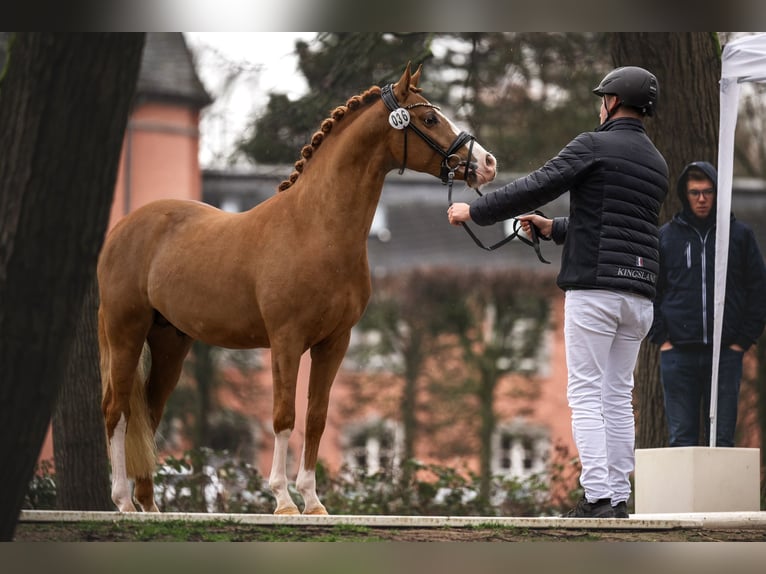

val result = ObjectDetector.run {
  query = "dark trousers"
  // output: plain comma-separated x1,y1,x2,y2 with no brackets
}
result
659,346,744,447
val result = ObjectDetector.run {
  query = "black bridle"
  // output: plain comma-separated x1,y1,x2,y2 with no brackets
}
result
381,83,550,264
381,83,473,183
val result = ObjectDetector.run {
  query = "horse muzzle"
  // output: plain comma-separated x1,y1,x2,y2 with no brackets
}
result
461,153,497,189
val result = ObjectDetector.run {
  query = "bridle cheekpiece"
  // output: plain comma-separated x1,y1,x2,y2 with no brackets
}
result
381,83,475,184
381,83,549,264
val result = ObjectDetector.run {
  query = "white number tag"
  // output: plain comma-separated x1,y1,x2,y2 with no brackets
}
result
388,108,411,129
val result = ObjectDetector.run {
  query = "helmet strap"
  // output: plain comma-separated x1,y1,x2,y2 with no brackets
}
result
603,96,621,122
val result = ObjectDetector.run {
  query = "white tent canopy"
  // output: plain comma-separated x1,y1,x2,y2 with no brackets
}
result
711,32,766,446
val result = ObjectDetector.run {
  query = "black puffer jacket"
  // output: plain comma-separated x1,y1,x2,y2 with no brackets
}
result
648,161,766,350
469,117,668,299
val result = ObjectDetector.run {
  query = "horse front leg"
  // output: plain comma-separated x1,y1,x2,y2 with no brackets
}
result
268,343,302,515
298,331,351,515
270,429,298,515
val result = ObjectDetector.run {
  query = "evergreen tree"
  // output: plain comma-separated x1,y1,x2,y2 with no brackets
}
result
237,33,612,173
237,33,435,165
427,33,611,172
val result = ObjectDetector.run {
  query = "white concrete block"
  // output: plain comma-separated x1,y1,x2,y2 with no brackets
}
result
634,447,760,513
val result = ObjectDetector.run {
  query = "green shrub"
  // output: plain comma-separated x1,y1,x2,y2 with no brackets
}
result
23,459,57,510
24,447,581,516
154,447,274,513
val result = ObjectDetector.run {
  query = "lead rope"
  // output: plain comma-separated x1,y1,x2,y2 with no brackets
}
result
382,83,550,263
447,169,551,263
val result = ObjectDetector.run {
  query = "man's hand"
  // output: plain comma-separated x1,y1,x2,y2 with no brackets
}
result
447,203,471,226
517,213,552,239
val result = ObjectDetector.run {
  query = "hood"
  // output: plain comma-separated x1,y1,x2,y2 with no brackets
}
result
676,160,717,208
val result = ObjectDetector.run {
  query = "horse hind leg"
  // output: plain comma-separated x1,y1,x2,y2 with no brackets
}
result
133,322,193,512
297,331,351,515
100,311,152,512
105,410,135,513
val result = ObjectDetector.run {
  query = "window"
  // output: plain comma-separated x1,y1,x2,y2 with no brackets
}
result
492,422,549,481
342,418,402,476
345,325,404,372
499,316,551,377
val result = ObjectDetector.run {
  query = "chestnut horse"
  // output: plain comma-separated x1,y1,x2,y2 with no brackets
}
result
98,63,497,515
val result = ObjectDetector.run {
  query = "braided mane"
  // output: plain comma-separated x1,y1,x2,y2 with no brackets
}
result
277,86,384,192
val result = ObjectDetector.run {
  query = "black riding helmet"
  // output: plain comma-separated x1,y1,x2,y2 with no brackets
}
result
593,66,659,117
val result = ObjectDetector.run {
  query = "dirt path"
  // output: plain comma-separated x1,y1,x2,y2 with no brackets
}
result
12,520,766,542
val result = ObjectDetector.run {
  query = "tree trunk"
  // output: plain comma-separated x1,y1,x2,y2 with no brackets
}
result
478,367,495,506
52,278,112,510
477,360,500,508
192,341,215,451
609,33,721,448
756,333,766,472
0,33,144,540
400,339,420,484
633,342,667,448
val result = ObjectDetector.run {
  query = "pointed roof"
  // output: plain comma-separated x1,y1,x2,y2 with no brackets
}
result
136,33,212,109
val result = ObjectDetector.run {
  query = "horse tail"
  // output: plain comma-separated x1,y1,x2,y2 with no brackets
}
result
99,312,157,480
98,309,113,446
124,344,156,479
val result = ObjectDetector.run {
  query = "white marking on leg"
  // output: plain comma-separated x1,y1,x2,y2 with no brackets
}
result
109,413,136,512
268,429,299,515
137,479,160,513
296,448,327,515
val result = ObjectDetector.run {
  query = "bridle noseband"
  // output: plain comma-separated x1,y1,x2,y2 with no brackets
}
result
381,83,550,264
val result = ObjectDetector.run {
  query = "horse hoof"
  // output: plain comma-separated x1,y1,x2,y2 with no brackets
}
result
274,506,301,516
116,501,137,512
303,506,328,516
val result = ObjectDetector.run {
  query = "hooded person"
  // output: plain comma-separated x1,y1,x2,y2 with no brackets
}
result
649,161,766,447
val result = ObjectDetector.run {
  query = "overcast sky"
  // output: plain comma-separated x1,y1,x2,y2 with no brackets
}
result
184,32,316,168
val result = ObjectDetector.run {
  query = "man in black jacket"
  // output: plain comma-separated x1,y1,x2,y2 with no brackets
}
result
448,66,668,518
648,161,766,448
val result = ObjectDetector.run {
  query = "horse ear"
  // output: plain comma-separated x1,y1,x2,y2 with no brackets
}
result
393,62,413,100
410,64,422,88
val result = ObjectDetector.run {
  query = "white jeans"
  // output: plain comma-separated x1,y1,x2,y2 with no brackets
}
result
564,289,653,505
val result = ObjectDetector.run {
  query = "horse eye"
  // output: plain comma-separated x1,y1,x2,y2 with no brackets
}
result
424,113,438,127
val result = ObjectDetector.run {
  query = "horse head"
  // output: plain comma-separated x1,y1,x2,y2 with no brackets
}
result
385,63,497,189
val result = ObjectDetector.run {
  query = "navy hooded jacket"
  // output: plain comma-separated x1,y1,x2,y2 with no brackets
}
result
468,117,668,299
648,161,766,350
